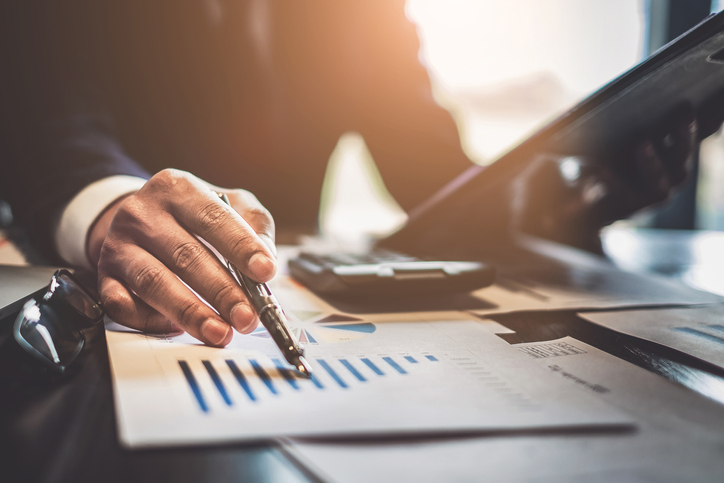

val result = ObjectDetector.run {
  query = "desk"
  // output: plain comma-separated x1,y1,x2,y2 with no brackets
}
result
2,228,724,482
0,321,317,483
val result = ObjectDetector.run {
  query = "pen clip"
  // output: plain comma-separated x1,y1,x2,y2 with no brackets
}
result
227,260,243,287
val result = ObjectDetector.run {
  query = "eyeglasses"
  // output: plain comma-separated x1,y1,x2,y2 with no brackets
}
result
12,269,104,376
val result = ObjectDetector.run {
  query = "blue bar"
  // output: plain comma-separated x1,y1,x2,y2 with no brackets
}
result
249,359,278,394
425,355,439,362
404,356,418,363
675,327,724,345
272,358,300,390
383,357,407,374
317,359,348,388
179,360,208,412
360,358,384,375
310,373,324,389
339,359,366,382
202,360,232,406
226,360,256,402
707,324,724,334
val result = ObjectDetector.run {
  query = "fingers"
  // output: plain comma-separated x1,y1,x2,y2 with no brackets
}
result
141,227,260,334
635,140,670,203
513,107,699,253
98,276,182,334
94,168,275,344
696,88,724,139
223,189,277,257
655,111,697,185
146,171,277,282
632,108,697,208
101,244,234,347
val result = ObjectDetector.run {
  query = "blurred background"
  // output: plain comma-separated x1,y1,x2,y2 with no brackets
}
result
321,0,724,243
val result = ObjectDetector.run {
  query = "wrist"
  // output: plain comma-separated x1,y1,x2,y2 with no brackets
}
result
86,195,132,269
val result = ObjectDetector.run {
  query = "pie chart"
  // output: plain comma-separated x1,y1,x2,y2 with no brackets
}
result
251,311,375,344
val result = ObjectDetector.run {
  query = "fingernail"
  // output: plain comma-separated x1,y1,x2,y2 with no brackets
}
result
201,318,231,346
249,252,276,280
230,304,256,332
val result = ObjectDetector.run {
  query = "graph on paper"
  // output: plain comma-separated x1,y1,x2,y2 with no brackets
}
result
176,353,444,413
249,312,376,345
241,276,380,345
144,323,558,443
672,324,724,346
581,306,724,370
107,309,634,447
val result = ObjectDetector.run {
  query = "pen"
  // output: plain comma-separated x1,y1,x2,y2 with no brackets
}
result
216,192,313,378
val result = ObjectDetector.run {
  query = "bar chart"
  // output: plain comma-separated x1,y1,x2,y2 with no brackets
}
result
108,315,635,446
672,324,724,346
177,352,442,413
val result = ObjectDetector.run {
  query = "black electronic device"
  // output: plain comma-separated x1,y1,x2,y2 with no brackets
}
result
288,250,495,298
381,10,724,256
293,12,724,298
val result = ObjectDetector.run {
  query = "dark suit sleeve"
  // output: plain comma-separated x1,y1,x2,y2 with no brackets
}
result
269,0,474,214
345,1,475,213
0,1,149,260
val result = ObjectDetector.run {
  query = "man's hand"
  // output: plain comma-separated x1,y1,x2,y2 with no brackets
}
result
88,169,276,347
513,110,698,252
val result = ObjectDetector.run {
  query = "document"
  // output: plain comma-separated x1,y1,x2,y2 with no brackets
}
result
285,331,724,483
469,236,724,315
106,280,632,448
580,304,724,370
0,229,28,265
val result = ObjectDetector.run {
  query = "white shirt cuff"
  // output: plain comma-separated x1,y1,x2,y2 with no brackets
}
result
55,175,148,270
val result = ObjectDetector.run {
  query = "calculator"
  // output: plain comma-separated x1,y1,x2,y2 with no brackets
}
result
288,250,495,298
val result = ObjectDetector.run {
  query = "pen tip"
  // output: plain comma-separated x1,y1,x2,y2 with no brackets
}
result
297,356,313,379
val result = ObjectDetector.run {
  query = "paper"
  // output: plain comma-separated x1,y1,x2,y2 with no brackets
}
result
285,332,724,483
469,237,724,315
0,230,28,265
580,304,724,370
106,281,632,448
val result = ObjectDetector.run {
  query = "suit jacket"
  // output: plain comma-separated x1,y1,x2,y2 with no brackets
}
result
1,0,472,256
0,2,149,259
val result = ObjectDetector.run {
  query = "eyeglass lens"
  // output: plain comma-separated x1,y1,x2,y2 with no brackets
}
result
17,301,83,368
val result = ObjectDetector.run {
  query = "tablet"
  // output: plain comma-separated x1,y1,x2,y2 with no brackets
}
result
383,10,724,252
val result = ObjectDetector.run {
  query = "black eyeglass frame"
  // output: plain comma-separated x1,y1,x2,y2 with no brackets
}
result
12,269,104,375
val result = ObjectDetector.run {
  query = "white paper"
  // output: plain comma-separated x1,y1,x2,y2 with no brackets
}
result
285,332,724,483
581,304,724,369
0,229,29,265
469,237,724,315
106,288,632,448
